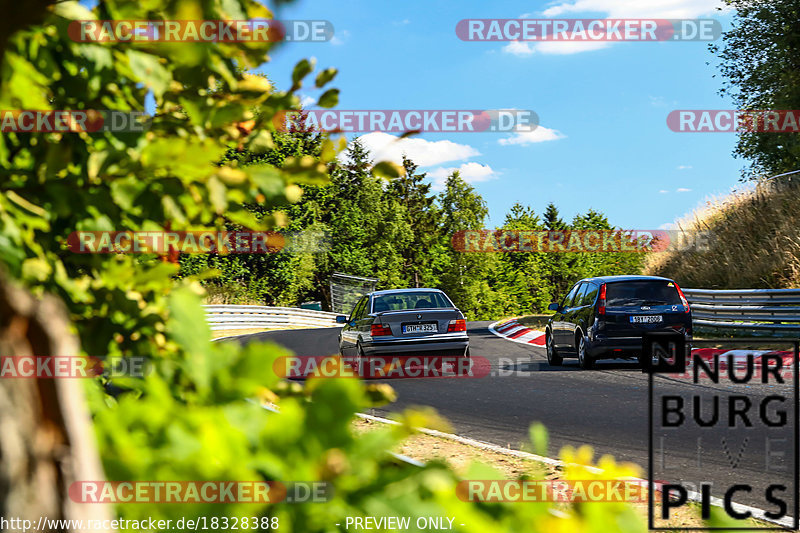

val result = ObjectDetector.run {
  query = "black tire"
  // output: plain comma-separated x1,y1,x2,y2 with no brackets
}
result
546,332,563,366
355,342,367,377
576,333,594,369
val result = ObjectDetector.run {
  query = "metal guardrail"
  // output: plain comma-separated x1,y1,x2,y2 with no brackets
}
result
204,305,343,330
683,288,800,331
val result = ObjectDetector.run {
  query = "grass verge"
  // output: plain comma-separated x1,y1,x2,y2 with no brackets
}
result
515,314,552,332
352,416,765,529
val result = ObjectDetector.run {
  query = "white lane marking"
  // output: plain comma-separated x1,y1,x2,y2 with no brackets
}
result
357,412,577,470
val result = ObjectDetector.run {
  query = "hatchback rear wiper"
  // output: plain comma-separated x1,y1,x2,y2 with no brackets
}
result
639,299,667,305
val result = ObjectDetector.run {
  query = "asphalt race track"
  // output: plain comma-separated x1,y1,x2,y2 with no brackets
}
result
230,322,797,514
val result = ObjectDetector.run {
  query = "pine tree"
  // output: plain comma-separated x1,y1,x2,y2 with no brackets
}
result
387,156,439,287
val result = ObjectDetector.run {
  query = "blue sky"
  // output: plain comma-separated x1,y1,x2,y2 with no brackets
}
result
261,0,738,229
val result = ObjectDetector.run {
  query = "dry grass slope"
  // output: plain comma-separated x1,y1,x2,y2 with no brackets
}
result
644,177,800,288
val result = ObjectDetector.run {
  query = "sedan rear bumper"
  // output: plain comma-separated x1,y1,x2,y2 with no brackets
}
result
363,336,469,358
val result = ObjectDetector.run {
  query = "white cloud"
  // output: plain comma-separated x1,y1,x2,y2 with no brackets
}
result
676,187,692,192
299,95,316,108
542,0,723,19
677,165,692,170
659,190,669,194
502,38,610,56
501,0,725,56
498,125,566,146
534,40,612,55
427,162,499,191
659,222,677,230
330,29,350,46
354,132,480,167
503,41,536,56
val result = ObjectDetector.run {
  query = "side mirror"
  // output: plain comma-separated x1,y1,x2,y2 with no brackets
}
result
336,315,348,324
547,302,560,312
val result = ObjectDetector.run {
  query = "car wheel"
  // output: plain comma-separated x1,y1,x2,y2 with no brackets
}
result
355,342,367,377
577,334,594,369
546,332,562,366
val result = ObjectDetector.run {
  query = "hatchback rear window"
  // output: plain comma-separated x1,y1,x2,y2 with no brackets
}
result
372,291,452,312
605,281,681,307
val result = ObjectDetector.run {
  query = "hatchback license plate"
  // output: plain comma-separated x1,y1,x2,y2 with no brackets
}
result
630,315,663,323
403,323,437,334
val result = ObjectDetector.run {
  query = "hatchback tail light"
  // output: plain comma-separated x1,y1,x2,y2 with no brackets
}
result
597,283,607,315
370,323,392,336
674,283,691,313
447,319,466,332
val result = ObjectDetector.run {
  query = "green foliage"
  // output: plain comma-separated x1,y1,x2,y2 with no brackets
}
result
711,0,800,179
389,157,440,288
198,138,648,316
435,171,500,319
0,2,681,532
0,0,342,360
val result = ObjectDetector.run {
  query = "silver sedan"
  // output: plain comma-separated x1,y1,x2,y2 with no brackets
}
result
337,288,470,362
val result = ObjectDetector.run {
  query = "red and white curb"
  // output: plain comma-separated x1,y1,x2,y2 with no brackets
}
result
690,347,793,366
489,319,794,368
488,318,546,346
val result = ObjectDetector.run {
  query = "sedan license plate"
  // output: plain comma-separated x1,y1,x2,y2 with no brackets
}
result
403,323,437,334
630,315,663,324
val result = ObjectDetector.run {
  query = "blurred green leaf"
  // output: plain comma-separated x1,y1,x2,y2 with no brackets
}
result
126,50,171,99
317,88,339,108
315,67,338,88
291,58,315,87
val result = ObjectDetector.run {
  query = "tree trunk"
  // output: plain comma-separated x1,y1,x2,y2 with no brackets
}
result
0,274,113,532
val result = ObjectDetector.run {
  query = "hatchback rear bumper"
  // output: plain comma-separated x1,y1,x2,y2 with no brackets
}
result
587,334,691,359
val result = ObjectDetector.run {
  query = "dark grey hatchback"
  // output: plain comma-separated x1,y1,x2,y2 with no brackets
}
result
544,275,692,369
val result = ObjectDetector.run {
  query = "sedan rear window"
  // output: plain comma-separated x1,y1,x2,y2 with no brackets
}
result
372,292,452,312
605,281,682,307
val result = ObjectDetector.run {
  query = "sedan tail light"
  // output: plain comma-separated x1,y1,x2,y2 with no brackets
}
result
447,319,466,332
597,283,607,315
370,323,392,336
674,283,691,313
